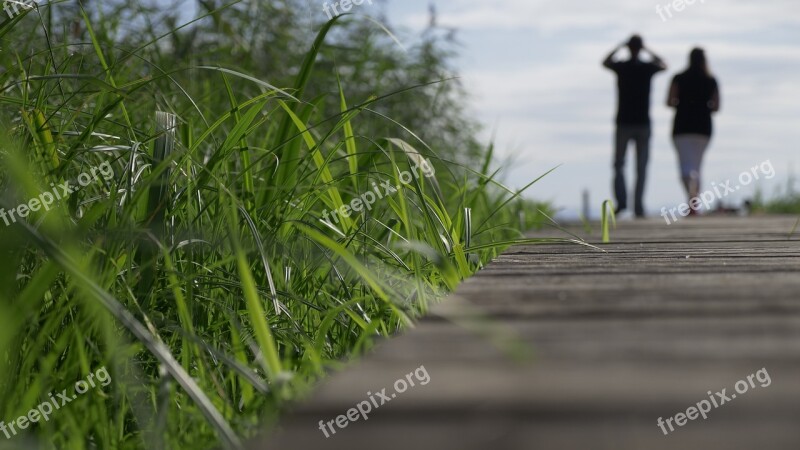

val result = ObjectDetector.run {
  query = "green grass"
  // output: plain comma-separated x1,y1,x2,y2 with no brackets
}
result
601,200,616,243
750,192,800,214
748,176,800,214
0,3,554,449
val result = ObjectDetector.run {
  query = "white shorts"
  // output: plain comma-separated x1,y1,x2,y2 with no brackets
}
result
673,134,710,178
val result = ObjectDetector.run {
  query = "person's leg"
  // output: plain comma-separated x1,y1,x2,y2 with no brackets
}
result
687,135,710,214
633,126,651,217
674,135,710,215
673,135,693,197
690,135,710,189
613,127,631,213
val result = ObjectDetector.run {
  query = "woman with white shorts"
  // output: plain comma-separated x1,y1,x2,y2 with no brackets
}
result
667,48,721,215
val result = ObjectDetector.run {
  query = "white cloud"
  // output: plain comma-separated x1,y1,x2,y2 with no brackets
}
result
387,0,800,216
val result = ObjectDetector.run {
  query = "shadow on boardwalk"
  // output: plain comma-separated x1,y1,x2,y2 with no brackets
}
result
249,216,800,450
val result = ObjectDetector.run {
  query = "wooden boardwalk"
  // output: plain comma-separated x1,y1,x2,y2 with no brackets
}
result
249,216,800,450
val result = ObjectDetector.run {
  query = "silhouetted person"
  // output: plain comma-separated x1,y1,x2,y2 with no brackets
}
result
603,35,667,217
667,48,720,215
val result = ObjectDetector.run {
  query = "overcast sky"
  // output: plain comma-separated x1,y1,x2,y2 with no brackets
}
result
174,0,799,219
373,0,800,219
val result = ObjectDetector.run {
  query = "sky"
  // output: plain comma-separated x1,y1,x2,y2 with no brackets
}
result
171,0,799,219
373,0,800,219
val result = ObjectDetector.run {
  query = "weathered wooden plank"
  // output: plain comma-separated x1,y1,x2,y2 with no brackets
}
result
248,216,800,450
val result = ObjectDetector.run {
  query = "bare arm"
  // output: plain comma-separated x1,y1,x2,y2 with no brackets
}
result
667,80,679,108
709,87,721,113
644,46,668,71
603,43,626,69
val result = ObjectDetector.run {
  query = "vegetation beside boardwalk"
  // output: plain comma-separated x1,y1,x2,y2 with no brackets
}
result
0,2,550,449
750,188,800,215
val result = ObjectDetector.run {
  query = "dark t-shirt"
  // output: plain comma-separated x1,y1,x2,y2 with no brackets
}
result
609,60,664,126
671,72,719,136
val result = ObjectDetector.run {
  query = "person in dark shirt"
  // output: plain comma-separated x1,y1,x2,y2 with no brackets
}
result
603,35,667,217
667,48,721,215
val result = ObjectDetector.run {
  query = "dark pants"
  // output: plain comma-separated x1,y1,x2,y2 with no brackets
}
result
614,125,651,216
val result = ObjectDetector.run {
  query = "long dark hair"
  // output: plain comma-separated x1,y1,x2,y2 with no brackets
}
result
687,48,711,77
